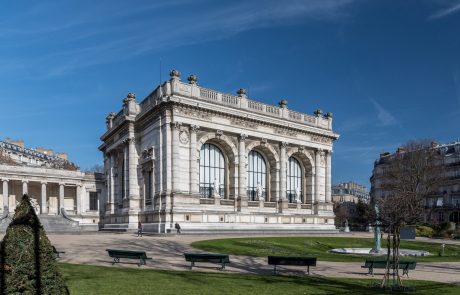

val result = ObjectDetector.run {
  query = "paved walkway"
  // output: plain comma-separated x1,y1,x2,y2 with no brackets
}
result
29,233,458,285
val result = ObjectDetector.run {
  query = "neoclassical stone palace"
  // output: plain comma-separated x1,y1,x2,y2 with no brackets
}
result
100,70,339,233
0,140,104,232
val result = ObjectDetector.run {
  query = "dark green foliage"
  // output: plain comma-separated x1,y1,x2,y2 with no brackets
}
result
0,194,69,294
416,226,434,237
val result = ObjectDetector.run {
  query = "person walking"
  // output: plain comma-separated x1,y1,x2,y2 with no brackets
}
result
175,222,181,234
137,221,143,237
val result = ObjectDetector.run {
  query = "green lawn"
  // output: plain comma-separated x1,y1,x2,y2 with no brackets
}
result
191,237,460,262
59,263,460,295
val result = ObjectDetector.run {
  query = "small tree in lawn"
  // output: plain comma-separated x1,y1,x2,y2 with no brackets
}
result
0,194,69,294
376,140,445,289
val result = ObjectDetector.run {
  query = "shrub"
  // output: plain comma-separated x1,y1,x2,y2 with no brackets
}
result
416,226,434,237
0,194,69,294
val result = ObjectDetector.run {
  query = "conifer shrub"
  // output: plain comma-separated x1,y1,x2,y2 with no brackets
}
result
0,194,69,294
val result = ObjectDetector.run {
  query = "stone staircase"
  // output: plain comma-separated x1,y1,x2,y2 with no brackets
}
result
0,213,81,233
99,223,129,233
39,215,81,233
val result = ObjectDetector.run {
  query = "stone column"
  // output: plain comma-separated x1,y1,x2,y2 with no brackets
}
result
189,124,199,195
171,122,181,193
278,142,288,211
325,150,332,203
128,137,139,199
59,183,65,213
22,180,28,195
108,151,115,214
314,149,321,205
2,179,8,211
237,134,247,210
41,182,47,214
123,143,129,200
76,185,82,214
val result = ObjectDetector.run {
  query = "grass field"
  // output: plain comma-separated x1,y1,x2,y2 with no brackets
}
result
59,263,460,295
191,237,460,262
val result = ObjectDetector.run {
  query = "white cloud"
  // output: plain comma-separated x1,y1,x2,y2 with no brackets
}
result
370,99,399,127
0,0,357,78
428,1,460,19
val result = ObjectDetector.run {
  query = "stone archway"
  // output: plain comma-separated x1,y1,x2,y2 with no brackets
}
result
246,141,279,202
286,148,315,204
196,133,238,199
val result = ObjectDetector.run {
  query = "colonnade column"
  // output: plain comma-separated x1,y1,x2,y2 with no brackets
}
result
171,122,181,193
325,150,332,203
189,124,199,195
2,179,8,211
22,180,28,195
237,134,247,210
59,183,65,213
76,185,82,214
41,182,47,214
278,142,288,212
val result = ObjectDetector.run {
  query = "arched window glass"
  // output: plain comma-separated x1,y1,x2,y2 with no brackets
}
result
247,150,267,201
199,143,225,198
287,157,302,203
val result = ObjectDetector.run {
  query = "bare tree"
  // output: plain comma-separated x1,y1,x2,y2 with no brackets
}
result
375,140,446,289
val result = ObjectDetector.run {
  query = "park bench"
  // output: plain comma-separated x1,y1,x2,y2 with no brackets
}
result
52,246,65,258
267,256,317,275
184,253,230,270
106,249,152,266
361,259,416,277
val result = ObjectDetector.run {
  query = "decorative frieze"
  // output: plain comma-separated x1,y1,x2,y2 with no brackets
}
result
231,118,257,129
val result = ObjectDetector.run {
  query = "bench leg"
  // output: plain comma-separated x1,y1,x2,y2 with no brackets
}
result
220,262,225,271
403,269,409,277
190,261,194,270
112,257,119,265
307,265,310,275
370,267,374,277
273,265,277,275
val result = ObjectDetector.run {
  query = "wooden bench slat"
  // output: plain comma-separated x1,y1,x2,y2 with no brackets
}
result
106,249,152,266
362,259,416,277
267,256,317,275
184,253,230,270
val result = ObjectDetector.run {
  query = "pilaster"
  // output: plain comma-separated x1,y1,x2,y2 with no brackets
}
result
171,122,181,193
237,134,248,211
189,124,199,194
278,142,288,212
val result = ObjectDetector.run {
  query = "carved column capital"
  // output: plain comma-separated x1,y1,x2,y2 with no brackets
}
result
280,141,288,148
171,121,182,130
190,124,200,133
239,134,248,142
216,130,223,138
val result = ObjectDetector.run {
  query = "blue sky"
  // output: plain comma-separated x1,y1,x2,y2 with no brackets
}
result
1,0,459,187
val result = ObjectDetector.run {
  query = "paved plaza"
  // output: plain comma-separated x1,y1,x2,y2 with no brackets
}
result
2,232,457,285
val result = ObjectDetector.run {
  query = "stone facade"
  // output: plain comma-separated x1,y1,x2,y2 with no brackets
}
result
370,141,460,225
0,140,104,231
99,70,340,233
332,181,370,204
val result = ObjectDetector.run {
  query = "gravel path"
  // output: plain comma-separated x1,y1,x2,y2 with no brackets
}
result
26,232,459,285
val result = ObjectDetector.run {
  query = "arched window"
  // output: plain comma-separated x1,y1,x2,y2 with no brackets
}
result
287,157,302,203
199,143,225,198
247,150,267,201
